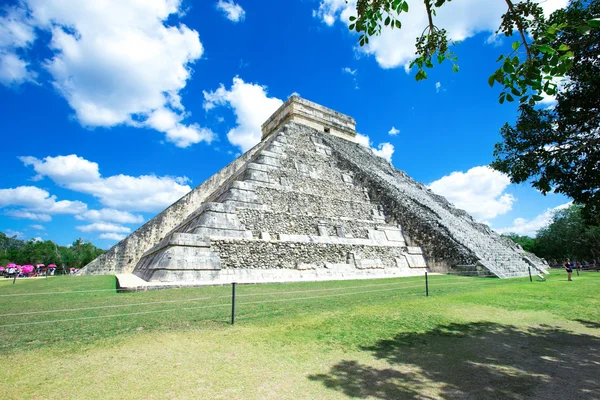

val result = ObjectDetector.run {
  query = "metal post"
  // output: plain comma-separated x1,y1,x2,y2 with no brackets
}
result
528,267,532,282
425,272,429,297
576,268,579,276
231,282,236,325
12,273,17,285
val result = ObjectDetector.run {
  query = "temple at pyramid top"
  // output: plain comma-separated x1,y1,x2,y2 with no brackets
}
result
262,95,356,141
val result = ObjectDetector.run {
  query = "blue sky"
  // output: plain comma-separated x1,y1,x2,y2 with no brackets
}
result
0,0,571,248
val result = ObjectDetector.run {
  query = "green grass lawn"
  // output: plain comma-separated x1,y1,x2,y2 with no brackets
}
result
1,270,599,399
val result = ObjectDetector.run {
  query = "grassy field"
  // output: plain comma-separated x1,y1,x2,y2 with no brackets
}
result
0,270,599,399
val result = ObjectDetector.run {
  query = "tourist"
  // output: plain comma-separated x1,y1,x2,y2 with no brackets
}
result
564,259,573,281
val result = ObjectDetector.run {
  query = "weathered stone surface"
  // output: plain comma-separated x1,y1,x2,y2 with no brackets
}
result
82,95,547,284
80,131,280,276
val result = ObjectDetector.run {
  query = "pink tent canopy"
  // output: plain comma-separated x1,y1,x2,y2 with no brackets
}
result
6,263,17,268
48,264,57,268
22,265,35,274
36,264,45,267
0,267,4,271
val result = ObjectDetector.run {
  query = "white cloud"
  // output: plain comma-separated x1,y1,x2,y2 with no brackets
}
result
3,229,24,239
494,202,572,236
435,82,442,93
5,209,52,222
30,224,45,230
342,67,359,89
485,33,503,47
21,154,192,212
388,126,400,136
203,77,283,152
76,209,144,224
428,166,515,221
216,0,246,22
0,186,87,215
1,0,213,147
0,52,33,86
99,232,127,241
145,109,215,148
372,143,394,163
0,7,37,86
19,154,100,185
315,0,568,69
355,133,395,163
76,223,131,234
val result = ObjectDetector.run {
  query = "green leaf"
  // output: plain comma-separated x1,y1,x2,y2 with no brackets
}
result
349,24,355,31
506,94,514,102
558,44,570,51
538,44,555,54
488,74,496,87
496,54,504,62
452,64,459,73
499,93,506,104
349,16,356,22
495,71,504,84
395,20,402,29
587,19,600,28
512,41,520,51
415,70,427,81
402,1,409,12
384,16,390,26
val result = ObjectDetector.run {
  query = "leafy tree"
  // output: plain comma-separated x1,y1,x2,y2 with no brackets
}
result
492,0,600,223
0,232,105,272
535,204,600,261
0,232,25,266
61,239,105,270
501,233,537,253
349,0,599,105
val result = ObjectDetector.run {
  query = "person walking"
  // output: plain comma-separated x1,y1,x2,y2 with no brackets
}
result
564,258,573,281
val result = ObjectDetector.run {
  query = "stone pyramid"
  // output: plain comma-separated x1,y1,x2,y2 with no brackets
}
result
81,95,548,285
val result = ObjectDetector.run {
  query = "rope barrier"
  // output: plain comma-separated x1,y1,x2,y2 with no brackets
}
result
0,288,124,297
0,275,450,298
0,280,426,317
0,272,511,298
0,277,519,320
0,284,423,328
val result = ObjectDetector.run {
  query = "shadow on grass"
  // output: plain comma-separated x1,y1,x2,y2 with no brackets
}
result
309,322,600,399
574,319,600,329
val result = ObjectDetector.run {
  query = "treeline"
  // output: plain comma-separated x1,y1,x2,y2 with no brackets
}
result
0,232,105,271
503,204,600,263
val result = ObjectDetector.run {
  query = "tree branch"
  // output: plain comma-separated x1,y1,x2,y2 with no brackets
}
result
424,0,435,32
505,0,532,60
